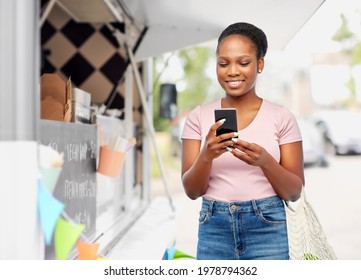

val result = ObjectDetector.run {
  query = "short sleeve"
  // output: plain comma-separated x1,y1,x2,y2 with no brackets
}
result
181,105,202,140
278,107,302,145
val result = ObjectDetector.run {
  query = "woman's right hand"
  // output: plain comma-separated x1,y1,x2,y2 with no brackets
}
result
200,119,237,161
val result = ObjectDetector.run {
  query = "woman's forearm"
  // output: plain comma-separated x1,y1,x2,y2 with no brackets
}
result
182,154,213,200
261,157,303,201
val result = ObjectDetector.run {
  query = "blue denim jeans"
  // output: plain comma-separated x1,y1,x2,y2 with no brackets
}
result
197,195,289,260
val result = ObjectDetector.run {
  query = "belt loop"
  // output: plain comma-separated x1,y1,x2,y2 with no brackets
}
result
208,200,215,216
251,200,260,215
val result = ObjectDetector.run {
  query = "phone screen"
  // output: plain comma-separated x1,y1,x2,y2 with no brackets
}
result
214,108,238,137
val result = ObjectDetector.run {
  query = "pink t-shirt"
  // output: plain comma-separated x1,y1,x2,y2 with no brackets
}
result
181,99,302,202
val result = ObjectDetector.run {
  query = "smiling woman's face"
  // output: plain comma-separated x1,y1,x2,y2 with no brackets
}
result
216,34,263,98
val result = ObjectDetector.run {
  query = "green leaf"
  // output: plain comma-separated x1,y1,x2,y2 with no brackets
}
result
303,253,319,260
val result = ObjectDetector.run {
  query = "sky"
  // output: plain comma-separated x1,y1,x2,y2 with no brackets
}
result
288,0,361,107
285,0,360,53
256,0,361,108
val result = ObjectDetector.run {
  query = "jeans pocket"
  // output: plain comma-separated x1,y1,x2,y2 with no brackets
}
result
198,210,209,224
258,206,286,225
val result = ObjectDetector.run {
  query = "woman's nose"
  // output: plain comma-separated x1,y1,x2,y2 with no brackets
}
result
227,64,240,76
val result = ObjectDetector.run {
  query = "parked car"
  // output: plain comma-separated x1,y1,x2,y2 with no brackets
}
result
315,110,361,155
298,117,329,167
170,114,187,157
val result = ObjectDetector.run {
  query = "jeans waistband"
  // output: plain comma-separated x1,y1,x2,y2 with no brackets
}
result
201,195,284,214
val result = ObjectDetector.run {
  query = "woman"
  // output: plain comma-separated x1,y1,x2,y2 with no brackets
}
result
181,22,304,260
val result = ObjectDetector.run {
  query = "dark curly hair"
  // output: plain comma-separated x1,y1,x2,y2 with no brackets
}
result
217,22,268,59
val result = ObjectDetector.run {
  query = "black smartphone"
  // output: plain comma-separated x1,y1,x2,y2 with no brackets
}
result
214,108,238,138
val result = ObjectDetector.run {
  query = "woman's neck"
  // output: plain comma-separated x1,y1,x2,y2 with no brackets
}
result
221,93,262,113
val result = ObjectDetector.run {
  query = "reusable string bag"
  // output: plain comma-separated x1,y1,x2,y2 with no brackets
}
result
284,187,337,260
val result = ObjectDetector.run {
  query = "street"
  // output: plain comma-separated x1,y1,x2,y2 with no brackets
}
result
303,154,361,259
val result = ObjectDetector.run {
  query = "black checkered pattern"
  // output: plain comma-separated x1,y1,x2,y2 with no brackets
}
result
41,1,127,106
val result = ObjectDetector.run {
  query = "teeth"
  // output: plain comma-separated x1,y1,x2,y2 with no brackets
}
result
228,81,242,86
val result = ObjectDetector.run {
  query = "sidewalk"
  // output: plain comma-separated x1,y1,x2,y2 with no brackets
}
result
172,191,200,258
150,162,199,259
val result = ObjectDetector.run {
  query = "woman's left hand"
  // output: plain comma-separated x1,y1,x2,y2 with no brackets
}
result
229,138,271,167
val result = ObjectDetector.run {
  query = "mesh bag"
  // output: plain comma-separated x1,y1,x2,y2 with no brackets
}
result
284,188,337,260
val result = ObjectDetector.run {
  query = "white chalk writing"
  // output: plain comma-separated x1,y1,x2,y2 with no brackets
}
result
89,140,96,159
64,179,96,200
65,142,91,162
74,210,92,232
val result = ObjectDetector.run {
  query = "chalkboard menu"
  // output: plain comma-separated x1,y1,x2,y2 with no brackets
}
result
40,120,98,258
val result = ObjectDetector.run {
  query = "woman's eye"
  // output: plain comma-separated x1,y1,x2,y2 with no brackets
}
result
218,63,228,67
240,62,250,66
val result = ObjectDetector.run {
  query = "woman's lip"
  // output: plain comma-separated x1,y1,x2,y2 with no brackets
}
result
227,80,243,87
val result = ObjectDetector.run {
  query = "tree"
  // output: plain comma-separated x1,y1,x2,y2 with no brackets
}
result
176,47,213,113
332,11,361,108
152,46,215,131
